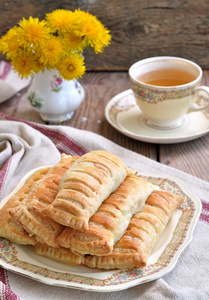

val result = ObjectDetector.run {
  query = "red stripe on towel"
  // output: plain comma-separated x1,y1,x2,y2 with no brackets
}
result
0,266,19,300
0,61,12,80
0,157,11,198
200,200,209,225
0,112,87,156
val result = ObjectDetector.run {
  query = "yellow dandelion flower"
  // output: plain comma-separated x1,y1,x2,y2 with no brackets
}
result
38,36,63,67
0,27,21,58
93,26,111,53
74,11,99,41
73,9,89,21
73,9,111,53
33,59,46,73
56,53,86,80
0,9,111,80
18,16,49,47
46,9,75,33
62,31,84,52
11,50,37,78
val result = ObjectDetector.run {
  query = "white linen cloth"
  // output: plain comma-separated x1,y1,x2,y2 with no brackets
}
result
0,61,31,103
0,112,209,300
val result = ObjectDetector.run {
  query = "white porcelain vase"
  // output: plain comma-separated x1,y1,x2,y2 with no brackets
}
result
27,69,85,122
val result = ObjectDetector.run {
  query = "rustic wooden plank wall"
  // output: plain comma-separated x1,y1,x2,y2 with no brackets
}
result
0,0,209,70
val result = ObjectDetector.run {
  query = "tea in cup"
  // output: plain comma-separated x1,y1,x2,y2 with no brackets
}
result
129,56,209,129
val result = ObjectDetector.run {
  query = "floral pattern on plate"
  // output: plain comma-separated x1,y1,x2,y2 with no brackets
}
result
0,169,201,292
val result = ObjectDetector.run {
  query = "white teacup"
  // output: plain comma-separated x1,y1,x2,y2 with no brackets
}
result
129,56,209,129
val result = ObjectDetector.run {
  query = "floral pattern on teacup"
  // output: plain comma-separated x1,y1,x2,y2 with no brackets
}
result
130,78,199,104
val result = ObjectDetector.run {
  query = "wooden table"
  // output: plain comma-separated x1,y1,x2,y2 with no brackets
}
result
1,71,209,182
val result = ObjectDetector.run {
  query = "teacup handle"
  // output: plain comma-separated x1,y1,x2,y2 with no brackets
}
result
188,86,209,113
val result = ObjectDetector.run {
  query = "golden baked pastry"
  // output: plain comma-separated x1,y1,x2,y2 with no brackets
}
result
0,167,50,245
10,154,78,248
84,190,184,269
34,243,84,266
44,150,129,231
57,175,154,255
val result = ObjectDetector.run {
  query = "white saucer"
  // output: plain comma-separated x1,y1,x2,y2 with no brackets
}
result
105,89,209,144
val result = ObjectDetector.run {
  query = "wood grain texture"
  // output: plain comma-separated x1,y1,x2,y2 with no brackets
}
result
0,71,209,181
1,0,209,70
159,136,209,180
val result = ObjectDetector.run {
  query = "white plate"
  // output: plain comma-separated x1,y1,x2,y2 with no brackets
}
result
0,168,201,292
105,89,209,144
0,61,31,103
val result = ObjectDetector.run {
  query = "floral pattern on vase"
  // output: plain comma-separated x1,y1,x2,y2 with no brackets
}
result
28,91,43,109
50,75,63,92
27,69,85,123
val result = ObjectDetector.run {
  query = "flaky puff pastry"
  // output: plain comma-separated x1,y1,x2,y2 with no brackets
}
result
0,167,50,245
44,150,129,231
10,154,79,248
84,190,184,269
34,243,84,266
57,175,154,255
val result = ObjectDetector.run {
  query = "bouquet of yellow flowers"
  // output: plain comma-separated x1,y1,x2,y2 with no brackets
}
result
0,9,111,80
